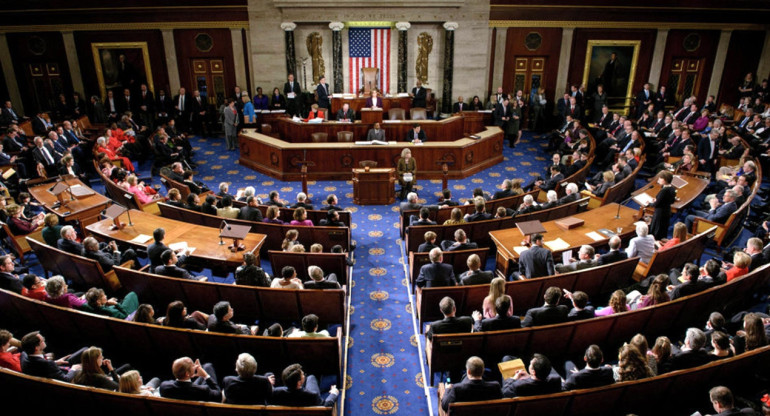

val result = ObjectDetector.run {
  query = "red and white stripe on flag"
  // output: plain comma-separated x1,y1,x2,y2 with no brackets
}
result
348,27,390,94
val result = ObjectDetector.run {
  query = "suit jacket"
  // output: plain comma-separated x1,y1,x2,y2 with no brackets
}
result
697,137,718,170
541,173,564,191
466,211,493,222
367,128,385,141
518,245,555,279
0,107,20,125
84,249,120,272
452,102,468,113
365,97,383,108
156,264,197,280
596,250,628,266
156,95,173,116
522,304,569,327
32,146,57,167
568,306,596,321
416,262,456,288
160,378,221,402
405,129,426,142
502,375,562,398
473,315,521,332
493,102,512,127
441,378,502,412
492,189,514,200
57,238,84,256
555,258,598,273
418,242,438,253
32,117,50,135
0,272,23,294
557,192,579,205
283,81,302,100
426,316,472,340
441,241,479,252
316,83,330,108
667,349,712,371
459,270,494,286
238,206,264,222
222,375,273,405
705,201,737,224
563,367,614,390
271,383,337,407
173,93,191,118
412,87,427,108
207,315,250,335
3,135,26,152
337,109,355,121
20,353,74,381
304,279,341,290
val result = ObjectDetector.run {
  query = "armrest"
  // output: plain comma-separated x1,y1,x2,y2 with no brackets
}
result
692,217,724,239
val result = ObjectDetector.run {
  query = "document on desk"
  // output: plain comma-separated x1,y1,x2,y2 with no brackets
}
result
383,120,400,123
544,238,570,251
632,192,654,207
169,242,195,255
129,234,152,244
513,246,528,255
585,231,605,241
672,176,688,188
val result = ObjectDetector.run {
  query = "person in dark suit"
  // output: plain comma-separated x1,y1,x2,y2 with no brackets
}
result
364,89,383,108
685,189,737,232
707,386,753,416
147,227,188,273
336,103,355,122
493,97,512,139
136,84,154,126
440,229,478,252
270,363,338,407
155,89,173,126
222,353,274,405
513,234,555,280
416,248,456,288
31,112,52,136
283,74,303,117
472,296,521,331
291,192,314,210
595,236,628,266
459,254,494,286
319,209,345,227
190,89,207,136
207,301,256,335
557,183,580,205
3,129,28,153
159,356,221,402
0,255,24,294
666,328,712,372
465,198,493,222
0,100,22,125
747,237,768,272
411,80,427,108
425,296,472,341
410,207,436,227
492,179,515,200
82,237,137,272
156,249,206,281
31,136,58,177
565,290,595,321
668,263,709,301
315,75,330,109
648,170,677,240
20,331,83,382
697,130,720,175
304,265,341,289
635,83,654,118
405,124,426,143
173,87,191,133
502,353,562,398
563,345,614,390
521,286,569,327
238,196,264,222
441,356,502,412
418,231,439,253
452,96,467,113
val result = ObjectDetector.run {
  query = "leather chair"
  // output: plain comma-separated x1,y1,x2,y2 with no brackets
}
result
311,132,328,143
410,107,428,121
337,131,354,142
388,108,405,120
359,160,378,168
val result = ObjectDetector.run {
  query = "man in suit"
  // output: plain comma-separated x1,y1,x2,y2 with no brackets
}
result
707,386,753,416
416,248,456,288
270,363,338,407
399,192,423,214
136,83,154,127
667,328,712,371
119,88,136,114
104,90,120,123
565,290,595,321
1,100,22,125
418,231,439,253
493,179,514,200
31,136,58,177
746,237,767,272
441,356,502,412
459,254,494,286
425,296,472,341
82,237,137,272
190,89,207,136
562,345,614,390
493,97,511,131
557,183,580,205
452,96,466,113
337,103,355,122
529,165,564,192
156,251,203,281
513,234,555,280
56,225,85,256
223,98,239,151
284,73,303,117
0,255,24,294
555,245,598,273
502,353,562,398
440,229,478,252
155,89,173,126
238,196,264,222
304,265,340,289
635,83,653,118
207,301,256,334
291,192,314,210
685,189,737,232
20,331,83,381
31,112,52,136
366,122,385,141
596,236,628,266
316,75,330,109
319,209,345,227
3,129,28,153
522,286,569,327
654,85,669,112
697,129,720,175
173,87,190,133
472,297,521,331
668,263,709,301
147,227,188,273
565,97,581,120
222,353,274,405
405,124,426,143
411,80,427,108
160,356,221,402
465,198,493,222
410,207,437,227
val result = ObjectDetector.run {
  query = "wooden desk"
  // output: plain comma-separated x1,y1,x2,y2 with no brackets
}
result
352,168,395,205
631,174,709,212
28,178,111,233
86,209,266,270
330,96,411,119
272,116,467,143
489,203,640,276
360,108,383,125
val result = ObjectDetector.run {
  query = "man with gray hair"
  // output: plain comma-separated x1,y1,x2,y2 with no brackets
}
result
626,222,655,264
304,265,340,289
440,229,478,252
685,189,737,232
555,245,597,273
82,236,138,271
56,225,83,255
222,352,275,405
514,194,540,216
493,179,514,200
416,248,456,288
292,192,313,210
558,182,580,205
667,327,711,371
596,235,628,265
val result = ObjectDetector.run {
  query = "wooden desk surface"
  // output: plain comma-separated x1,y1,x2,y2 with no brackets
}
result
490,203,640,262
86,209,266,269
28,178,112,224
631,175,709,211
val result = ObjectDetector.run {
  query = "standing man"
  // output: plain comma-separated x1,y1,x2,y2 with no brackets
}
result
411,80,427,108
155,89,172,126
635,83,653,118
316,75,330,110
224,99,239,151
138,84,154,129
174,87,190,133
191,90,207,137
494,97,512,145
284,74,303,117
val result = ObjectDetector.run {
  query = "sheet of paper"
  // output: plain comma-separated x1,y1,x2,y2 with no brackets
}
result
129,234,152,244
633,193,654,206
585,231,605,241
287,92,296,99
562,250,572,265
383,119,400,123
513,246,528,255
168,241,188,252
544,238,570,251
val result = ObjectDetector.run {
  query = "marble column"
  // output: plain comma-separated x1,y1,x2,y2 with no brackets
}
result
553,28,574,107
329,21,344,94
442,22,458,114
396,22,411,94
491,27,507,95
281,22,297,77
230,28,248,92
757,30,770,82
648,29,669,89
0,34,22,114
708,30,733,97
61,31,85,96
161,29,181,93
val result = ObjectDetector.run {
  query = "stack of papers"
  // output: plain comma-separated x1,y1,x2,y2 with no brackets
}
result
544,238,570,251
513,246,528,255
585,231,605,241
633,193,654,206
129,234,152,244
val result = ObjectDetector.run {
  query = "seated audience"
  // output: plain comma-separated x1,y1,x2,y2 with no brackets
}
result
666,328,712,372
270,363,338,407
207,301,256,335
72,346,120,391
118,369,160,396
156,249,206,281
440,229,478,252
418,231,439,253
655,222,687,251
271,266,303,289
44,275,85,309
614,344,653,381
264,205,284,224
594,290,629,317
0,329,21,372
81,287,139,319
82,237,137,272
291,192,313,210
555,245,597,273
416,248,456,288
472,296,520,331
482,277,513,318
222,353,274,405
290,207,313,226
20,331,83,381
459,254,494,286
562,345,614,390
502,354,561,398
159,356,220,402
216,196,239,219
425,296,472,341
564,290,595,321
161,301,207,330
441,356,502,412
234,252,270,287
21,274,46,301
522,286,568,327
595,236,628,265
288,314,330,338
626,222,655,264
304,265,340,289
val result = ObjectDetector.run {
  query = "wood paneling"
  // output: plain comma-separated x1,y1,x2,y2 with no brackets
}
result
502,28,562,97
658,30,720,107
6,32,72,114
173,29,236,99
717,30,766,107
74,30,169,99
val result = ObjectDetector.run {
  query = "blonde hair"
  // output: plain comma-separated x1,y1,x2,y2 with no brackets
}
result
733,251,750,268
118,370,142,394
483,277,507,309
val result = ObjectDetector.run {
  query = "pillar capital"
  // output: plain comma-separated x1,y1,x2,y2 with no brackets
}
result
395,22,411,31
443,22,459,31
281,22,297,31
329,22,344,31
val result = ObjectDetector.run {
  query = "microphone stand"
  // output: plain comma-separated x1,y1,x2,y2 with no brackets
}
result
615,202,622,219
219,220,226,245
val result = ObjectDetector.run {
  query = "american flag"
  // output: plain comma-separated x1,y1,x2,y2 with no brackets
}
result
349,27,390,94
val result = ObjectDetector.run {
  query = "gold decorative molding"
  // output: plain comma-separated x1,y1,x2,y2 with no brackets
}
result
582,40,641,116
347,21,394,28
489,20,768,31
0,21,249,33
0,5,246,13
91,42,154,100
491,4,770,12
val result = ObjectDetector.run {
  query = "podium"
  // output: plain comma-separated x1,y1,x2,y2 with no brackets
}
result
352,167,395,205
360,108,383,125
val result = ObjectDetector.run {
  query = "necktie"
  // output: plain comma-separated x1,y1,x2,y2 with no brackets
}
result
459,104,462,111
181,96,185,111
41,147,54,165
9,109,16,119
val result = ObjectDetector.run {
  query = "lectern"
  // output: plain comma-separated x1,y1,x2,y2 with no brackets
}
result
352,167,395,205
360,108,383,125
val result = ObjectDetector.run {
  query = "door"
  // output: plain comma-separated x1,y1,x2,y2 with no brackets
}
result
190,59,226,107
666,58,705,107
512,56,546,98
27,62,65,114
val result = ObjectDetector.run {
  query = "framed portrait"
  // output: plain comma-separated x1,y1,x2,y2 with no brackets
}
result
91,42,154,99
581,40,640,114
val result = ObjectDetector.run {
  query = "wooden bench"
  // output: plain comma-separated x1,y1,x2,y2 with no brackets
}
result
416,257,639,332
424,263,770,384
404,197,588,253
0,288,344,384
113,266,346,328
95,163,162,215
27,237,125,292
444,344,770,416
0,367,335,416
633,226,716,281
268,250,351,286
158,202,351,254
408,248,490,289
582,155,646,209
0,221,44,264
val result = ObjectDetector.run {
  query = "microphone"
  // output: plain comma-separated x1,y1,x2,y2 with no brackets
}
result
615,202,622,220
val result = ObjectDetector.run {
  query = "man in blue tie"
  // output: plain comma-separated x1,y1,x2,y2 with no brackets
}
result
0,100,23,126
